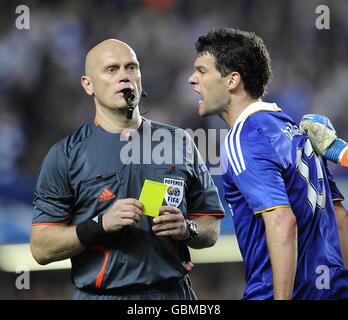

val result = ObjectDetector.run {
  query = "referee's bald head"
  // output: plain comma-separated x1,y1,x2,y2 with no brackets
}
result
84,39,138,77
81,39,142,111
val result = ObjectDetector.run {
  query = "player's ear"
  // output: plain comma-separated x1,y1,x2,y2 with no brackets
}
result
226,71,241,91
81,76,94,96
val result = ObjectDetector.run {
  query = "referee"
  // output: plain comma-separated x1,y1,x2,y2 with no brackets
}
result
30,39,224,300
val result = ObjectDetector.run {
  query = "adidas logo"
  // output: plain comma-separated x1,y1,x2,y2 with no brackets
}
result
99,188,117,203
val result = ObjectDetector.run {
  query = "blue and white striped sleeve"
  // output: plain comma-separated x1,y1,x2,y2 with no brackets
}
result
224,120,290,215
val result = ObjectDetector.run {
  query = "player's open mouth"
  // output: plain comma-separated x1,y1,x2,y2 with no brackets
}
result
192,89,203,108
196,95,204,108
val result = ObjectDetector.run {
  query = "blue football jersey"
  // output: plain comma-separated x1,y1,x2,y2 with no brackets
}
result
222,100,348,300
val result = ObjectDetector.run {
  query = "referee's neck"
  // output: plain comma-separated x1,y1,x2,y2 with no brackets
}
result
94,107,143,133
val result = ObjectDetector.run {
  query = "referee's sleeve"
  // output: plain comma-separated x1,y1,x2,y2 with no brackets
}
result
32,143,74,225
186,136,225,218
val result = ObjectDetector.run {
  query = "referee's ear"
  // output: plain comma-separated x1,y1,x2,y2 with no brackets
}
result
81,75,94,96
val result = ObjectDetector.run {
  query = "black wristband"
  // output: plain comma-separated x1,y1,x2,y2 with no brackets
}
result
76,215,108,247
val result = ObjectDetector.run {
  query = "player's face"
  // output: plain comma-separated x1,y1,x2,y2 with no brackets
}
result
188,53,230,117
91,45,142,110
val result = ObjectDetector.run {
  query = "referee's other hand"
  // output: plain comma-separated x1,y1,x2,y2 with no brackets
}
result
102,198,144,233
152,206,188,240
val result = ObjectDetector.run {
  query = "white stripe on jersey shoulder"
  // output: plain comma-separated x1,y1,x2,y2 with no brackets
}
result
225,119,247,176
224,130,239,175
224,100,282,176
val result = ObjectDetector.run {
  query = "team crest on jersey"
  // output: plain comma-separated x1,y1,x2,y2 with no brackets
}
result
164,178,184,207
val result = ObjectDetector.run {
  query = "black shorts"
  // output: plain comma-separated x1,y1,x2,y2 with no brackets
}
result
73,276,197,300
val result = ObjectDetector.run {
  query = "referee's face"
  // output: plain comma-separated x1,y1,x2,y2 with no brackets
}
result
188,53,230,117
83,40,142,111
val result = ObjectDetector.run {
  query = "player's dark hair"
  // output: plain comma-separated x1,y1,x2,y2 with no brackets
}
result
195,27,272,99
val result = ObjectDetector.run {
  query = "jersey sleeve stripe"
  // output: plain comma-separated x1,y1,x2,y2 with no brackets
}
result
235,119,246,171
333,197,345,202
189,212,225,217
225,120,247,176
253,205,291,215
224,130,239,175
229,124,242,174
32,220,69,227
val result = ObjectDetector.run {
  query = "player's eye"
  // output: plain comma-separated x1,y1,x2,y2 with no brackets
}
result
196,67,207,75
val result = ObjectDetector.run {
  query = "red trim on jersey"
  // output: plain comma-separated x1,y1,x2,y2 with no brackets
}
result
32,220,69,227
188,212,225,217
183,262,194,272
94,246,109,289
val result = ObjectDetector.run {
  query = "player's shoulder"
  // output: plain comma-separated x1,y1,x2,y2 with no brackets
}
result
48,122,94,158
246,103,286,128
226,101,297,159
234,101,294,139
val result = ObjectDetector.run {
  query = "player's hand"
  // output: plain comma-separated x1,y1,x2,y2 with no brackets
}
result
102,198,144,233
152,206,189,240
300,114,348,166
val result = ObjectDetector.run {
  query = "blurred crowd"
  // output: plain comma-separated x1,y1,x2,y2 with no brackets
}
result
1,0,347,178
0,0,348,299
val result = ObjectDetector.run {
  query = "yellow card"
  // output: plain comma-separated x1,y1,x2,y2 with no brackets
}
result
139,180,167,217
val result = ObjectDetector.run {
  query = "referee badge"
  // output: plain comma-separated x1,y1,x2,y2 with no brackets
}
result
163,178,184,208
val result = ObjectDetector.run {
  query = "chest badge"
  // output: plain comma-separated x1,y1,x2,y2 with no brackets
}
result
163,178,184,208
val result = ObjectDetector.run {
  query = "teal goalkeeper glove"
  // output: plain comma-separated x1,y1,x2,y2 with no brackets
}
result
300,114,348,168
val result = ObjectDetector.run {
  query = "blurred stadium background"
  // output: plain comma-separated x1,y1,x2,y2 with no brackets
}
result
0,0,347,299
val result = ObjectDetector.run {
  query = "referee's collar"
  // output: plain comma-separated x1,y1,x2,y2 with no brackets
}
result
234,100,282,127
93,117,148,135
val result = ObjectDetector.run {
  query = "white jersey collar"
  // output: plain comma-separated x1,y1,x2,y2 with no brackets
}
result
234,100,282,127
